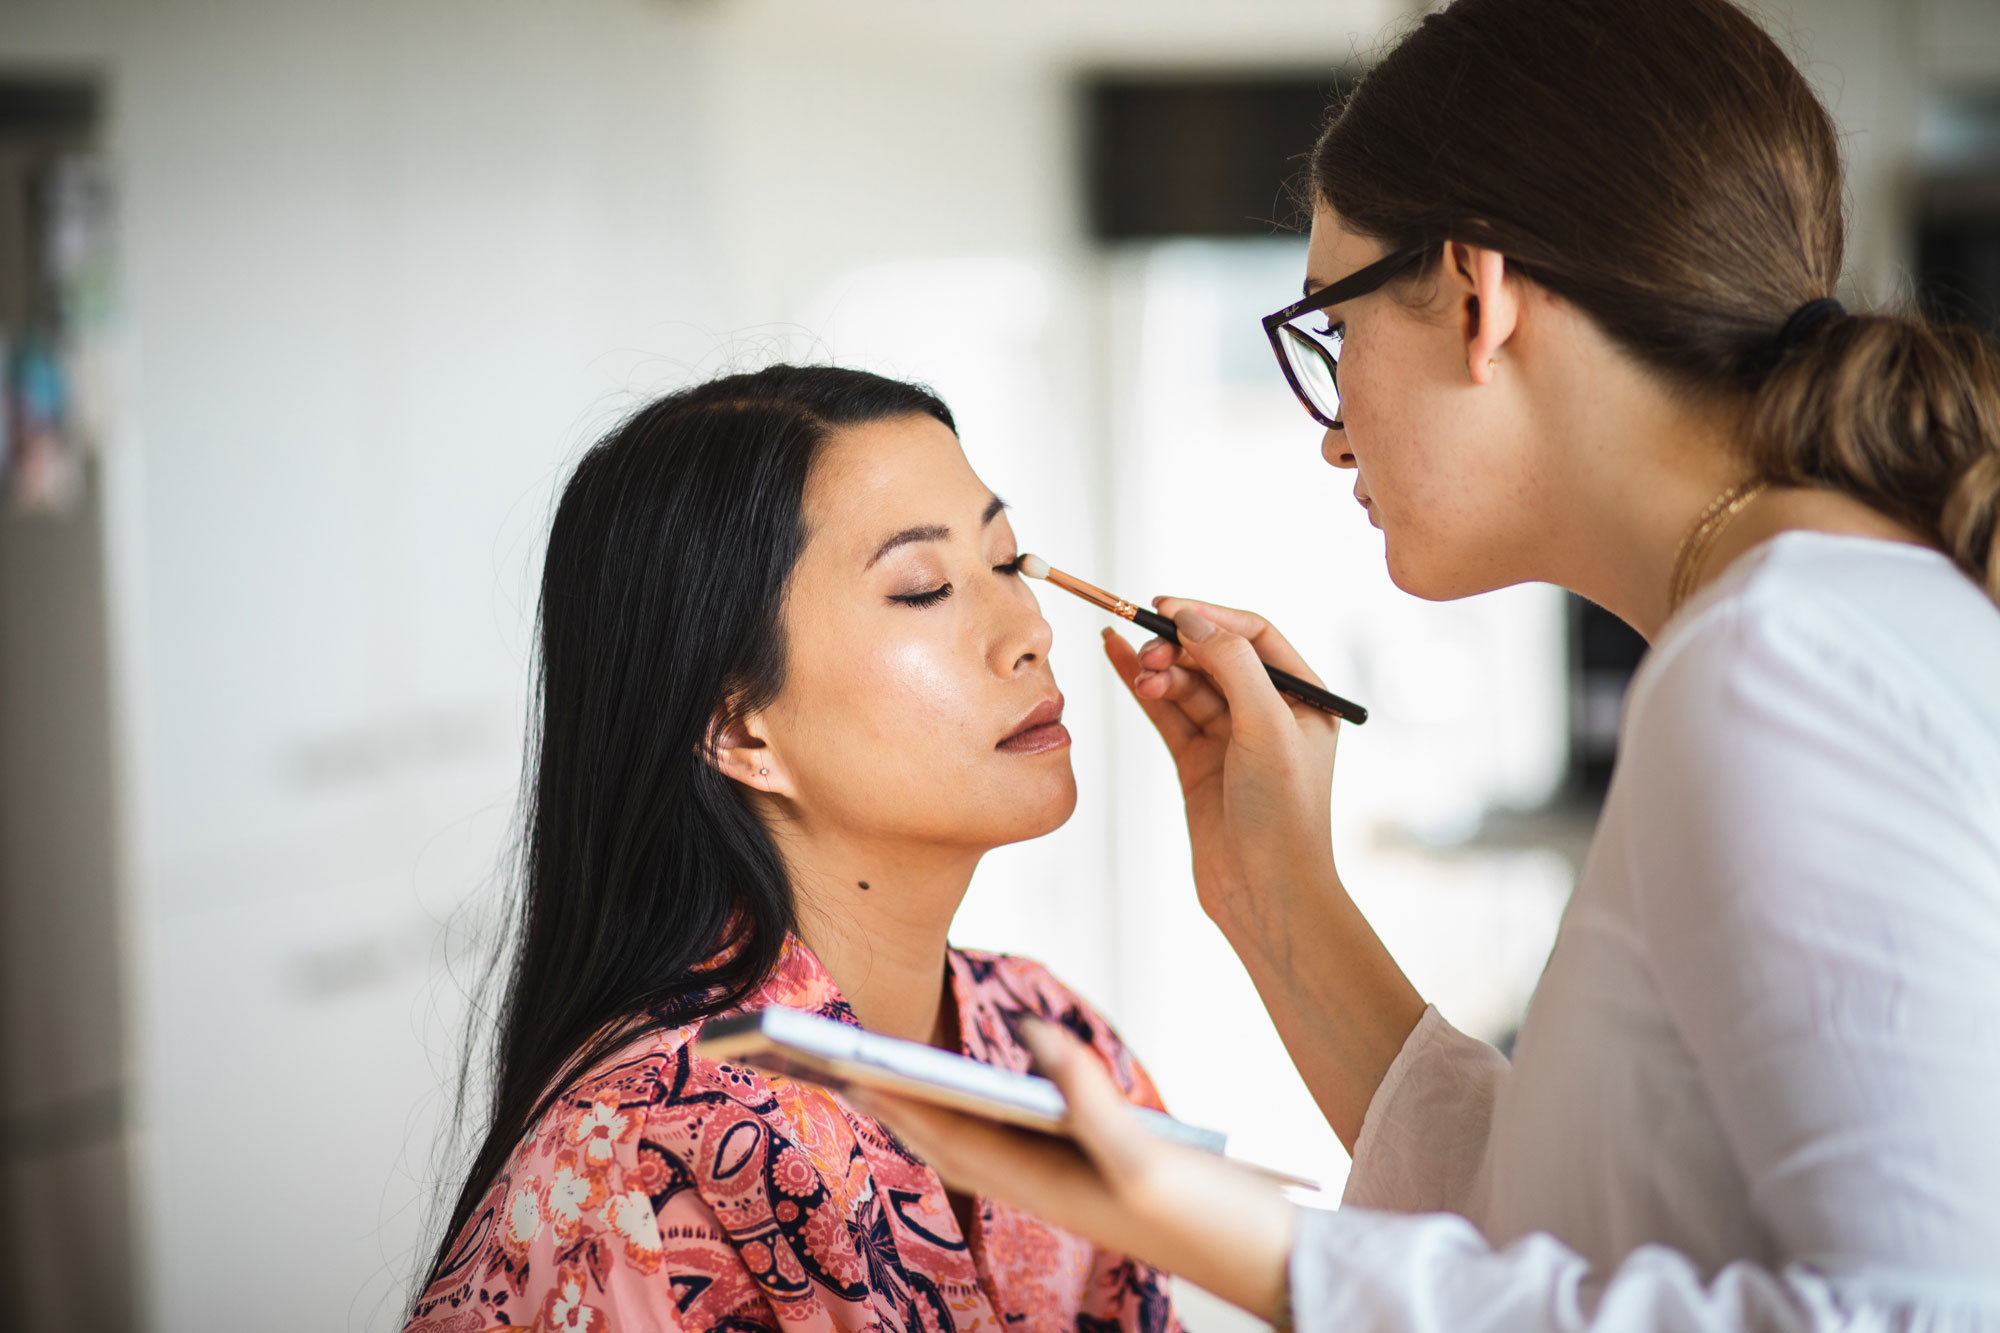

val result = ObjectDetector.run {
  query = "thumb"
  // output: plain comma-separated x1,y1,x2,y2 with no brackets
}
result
1019,1019,1151,1180
1172,610,1294,741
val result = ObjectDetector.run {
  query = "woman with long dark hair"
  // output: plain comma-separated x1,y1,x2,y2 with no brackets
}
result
404,365,1179,1333
860,0,2000,1328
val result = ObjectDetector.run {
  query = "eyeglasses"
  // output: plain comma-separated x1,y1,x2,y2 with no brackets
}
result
1261,246,1428,430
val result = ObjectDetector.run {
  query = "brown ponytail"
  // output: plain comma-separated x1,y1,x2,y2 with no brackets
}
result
1312,0,2000,601
1748,316,2000,598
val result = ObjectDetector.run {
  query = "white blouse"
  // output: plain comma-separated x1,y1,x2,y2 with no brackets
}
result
1293,532,2000,1330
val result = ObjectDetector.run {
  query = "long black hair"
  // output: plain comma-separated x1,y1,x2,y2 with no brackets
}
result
419,364,955,1295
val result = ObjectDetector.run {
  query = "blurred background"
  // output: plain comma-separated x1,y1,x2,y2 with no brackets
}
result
0,0,1995,1328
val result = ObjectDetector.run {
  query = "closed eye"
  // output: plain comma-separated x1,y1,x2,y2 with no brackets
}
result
996,556,1022,576
890,584,953,608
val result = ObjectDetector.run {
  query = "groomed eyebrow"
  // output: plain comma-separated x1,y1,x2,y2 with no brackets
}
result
1303,277,1329,297
864,494,1009,569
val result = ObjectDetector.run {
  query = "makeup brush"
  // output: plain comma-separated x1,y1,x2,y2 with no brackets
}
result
1015,555,1368,725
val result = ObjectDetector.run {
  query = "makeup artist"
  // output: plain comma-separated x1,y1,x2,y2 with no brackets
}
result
853,0,2000,1326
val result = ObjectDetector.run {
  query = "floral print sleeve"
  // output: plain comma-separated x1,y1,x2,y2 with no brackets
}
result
404,937,1181,1333
409,1078,787,1333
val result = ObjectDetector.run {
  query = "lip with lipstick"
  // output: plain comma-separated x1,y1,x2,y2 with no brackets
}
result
996,695,1069,755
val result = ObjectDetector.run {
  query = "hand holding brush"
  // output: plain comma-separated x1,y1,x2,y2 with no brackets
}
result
1013,555,1367,725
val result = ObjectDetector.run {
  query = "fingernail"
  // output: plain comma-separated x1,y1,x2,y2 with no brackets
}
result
1151,596,1165,609
1178,610,1218,641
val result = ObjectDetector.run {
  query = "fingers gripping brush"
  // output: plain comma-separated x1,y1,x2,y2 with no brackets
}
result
1014,554,1368,724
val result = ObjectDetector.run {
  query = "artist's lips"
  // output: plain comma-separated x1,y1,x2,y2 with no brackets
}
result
997,695,1069,754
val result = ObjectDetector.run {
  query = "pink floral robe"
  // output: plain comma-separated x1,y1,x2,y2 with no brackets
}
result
406,938,1183,1333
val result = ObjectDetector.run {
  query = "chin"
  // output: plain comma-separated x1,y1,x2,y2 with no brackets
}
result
1387,538,1516,602
1023,765,1079,835
979,765,1078,847
1383,538,1445,599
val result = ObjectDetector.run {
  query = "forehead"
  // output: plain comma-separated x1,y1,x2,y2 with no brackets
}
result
804,413,991,548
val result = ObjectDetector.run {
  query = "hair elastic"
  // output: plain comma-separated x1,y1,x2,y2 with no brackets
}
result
1776,297,1845,354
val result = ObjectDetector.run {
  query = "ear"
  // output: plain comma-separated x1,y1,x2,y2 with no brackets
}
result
1445,240,1519,387
702,704,791,797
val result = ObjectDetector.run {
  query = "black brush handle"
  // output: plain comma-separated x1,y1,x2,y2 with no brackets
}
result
1130,606,1369,725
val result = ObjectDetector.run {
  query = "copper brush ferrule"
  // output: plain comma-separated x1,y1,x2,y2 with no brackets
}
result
1040,565,1143,623
1015,554,1368,725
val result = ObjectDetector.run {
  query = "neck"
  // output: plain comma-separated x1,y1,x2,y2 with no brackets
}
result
766,817,981,1048
1528,359,1932,639
1522,336,1752,640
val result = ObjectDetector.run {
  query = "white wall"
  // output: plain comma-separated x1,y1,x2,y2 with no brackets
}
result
2,2,729,1326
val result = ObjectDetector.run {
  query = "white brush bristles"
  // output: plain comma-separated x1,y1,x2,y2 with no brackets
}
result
1017,553,1051,579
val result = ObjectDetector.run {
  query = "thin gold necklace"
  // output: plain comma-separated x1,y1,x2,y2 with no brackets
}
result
1666,478,1768,618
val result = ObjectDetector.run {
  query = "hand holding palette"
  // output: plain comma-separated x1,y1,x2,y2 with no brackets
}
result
696,1006,1317,1188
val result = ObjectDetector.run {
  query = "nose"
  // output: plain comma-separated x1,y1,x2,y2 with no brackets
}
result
1322,426,1357,469
992,577,1055,677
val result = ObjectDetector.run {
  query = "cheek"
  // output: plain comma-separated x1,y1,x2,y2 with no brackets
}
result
1341,340,1424,500
1339,326,1471,586
1341,327,1410,465
866,634,985,747
777,621,1076,841
1344,319,1484,504
797,627,983,765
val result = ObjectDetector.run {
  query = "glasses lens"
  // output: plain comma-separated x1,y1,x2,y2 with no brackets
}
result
1280,324,1340,422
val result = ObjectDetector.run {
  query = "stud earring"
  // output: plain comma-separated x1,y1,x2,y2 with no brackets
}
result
759,768,769,776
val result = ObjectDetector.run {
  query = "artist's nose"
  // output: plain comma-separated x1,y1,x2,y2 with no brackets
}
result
1322,426,1356,469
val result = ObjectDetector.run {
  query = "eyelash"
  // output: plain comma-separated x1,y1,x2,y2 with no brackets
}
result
1317,321,1344,340
888,559,1022,609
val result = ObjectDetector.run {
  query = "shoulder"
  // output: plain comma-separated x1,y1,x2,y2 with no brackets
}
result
411,1020,864,1332
491,1022,766,1242
951,946,1109,1041
1614,535,2000,971
1629,532,2000,799
517,1022,787,1208
542,1019,856,1197
951,948,1166,1111
951,946,1075,1007
407,1024,780,1332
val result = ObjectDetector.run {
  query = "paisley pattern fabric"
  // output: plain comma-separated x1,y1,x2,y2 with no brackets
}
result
406,938,1182,1333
